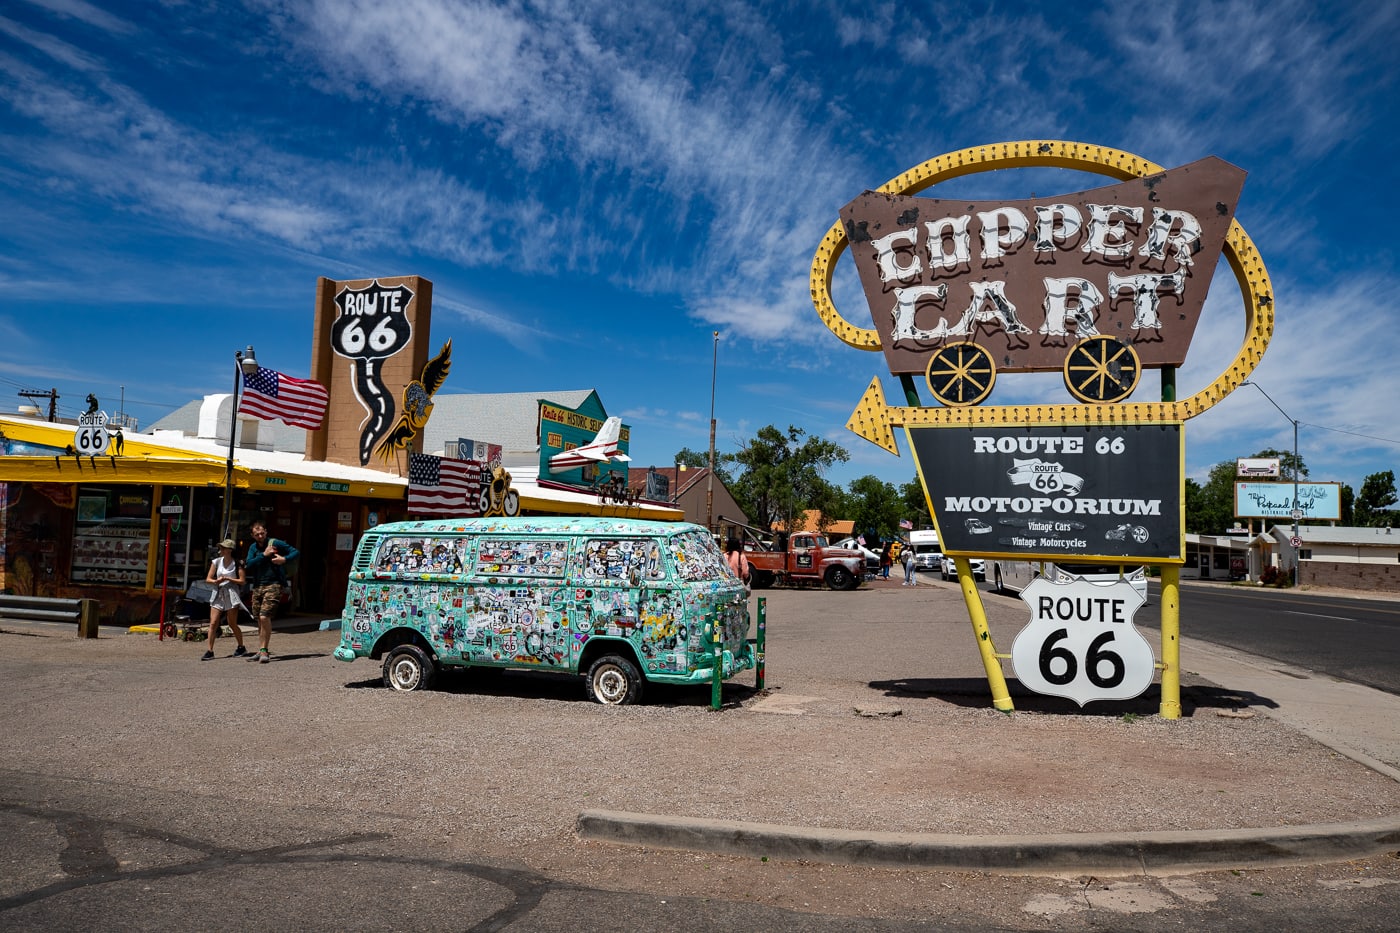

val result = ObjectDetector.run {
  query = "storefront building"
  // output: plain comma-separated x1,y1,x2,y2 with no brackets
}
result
0,390,681,624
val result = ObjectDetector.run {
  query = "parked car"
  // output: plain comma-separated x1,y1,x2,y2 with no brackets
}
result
833,537,882,576
940,555,986,581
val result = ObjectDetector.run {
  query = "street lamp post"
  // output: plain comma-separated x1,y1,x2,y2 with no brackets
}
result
223,345,258,539
706,331,718,532
1242,380,1301,582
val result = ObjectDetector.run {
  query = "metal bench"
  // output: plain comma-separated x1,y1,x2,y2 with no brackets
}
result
0,594,100,638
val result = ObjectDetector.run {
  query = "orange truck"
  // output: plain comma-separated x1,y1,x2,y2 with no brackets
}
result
718,516,866,591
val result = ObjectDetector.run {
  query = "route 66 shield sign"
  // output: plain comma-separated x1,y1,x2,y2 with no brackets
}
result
1010,575,1154,706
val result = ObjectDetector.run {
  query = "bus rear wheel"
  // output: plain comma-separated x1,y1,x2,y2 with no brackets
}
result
383,644,436,692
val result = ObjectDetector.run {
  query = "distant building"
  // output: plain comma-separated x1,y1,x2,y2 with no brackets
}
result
628,466,749,530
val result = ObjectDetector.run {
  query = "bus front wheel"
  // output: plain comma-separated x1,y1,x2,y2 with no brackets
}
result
587,654,643,706
383,644,436,692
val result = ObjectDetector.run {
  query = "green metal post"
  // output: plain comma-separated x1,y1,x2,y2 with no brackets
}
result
899,373,922,407
1159,365,1182,718
755,597,766,690
711,617,722,710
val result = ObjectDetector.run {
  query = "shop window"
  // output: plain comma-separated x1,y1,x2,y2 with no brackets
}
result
72,486,152,586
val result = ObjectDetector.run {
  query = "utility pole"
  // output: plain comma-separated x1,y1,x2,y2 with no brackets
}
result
19,388,59,421
1243,380,1301,584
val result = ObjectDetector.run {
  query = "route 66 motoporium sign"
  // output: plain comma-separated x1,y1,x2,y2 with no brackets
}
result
908,421,1184,563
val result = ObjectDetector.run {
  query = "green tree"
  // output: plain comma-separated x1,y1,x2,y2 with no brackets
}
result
1187,462,1237,535
844,475,903,540
1354,471,1397,527
673,447,709,469
728,425,849,531
900,477,932,529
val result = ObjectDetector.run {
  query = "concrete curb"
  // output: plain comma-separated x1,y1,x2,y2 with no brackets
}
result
577,810,1400,875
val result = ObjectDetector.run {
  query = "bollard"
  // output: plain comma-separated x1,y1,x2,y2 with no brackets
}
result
710,618,723,710
755,597,766,690
77,599,99,639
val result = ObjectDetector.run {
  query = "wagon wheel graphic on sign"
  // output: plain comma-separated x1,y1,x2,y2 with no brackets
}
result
925,344,996,406
1063,336,1141,403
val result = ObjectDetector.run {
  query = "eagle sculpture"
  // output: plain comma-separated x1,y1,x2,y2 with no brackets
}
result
375,339,452,462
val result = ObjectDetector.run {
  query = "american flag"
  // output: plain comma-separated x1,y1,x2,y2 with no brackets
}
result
408,453,473,516
239,366,329,430
899,519,913,530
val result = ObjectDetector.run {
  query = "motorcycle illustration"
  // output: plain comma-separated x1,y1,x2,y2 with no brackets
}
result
479,465,520,517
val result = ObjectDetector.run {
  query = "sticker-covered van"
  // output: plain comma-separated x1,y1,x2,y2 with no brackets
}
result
333,516,754,705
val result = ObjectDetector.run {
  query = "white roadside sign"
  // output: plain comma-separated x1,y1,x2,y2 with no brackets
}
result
1011,575,1154,706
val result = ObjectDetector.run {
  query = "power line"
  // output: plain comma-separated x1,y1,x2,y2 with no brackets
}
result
1299,422,1400,449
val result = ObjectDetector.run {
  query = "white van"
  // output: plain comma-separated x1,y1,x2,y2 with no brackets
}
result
907,529,943,572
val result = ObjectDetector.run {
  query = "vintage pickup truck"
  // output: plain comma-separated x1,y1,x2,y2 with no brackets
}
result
719,516,865,591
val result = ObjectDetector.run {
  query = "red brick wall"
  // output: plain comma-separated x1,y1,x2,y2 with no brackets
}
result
1300,561,1400,592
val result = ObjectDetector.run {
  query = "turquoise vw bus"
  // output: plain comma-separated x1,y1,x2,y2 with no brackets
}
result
333,517,754,705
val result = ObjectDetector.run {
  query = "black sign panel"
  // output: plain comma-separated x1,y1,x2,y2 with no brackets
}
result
908,423,1184,563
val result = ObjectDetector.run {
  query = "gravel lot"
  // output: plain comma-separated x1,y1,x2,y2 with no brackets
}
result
4,580,1400,907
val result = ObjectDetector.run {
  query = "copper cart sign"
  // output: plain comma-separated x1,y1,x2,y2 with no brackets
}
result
840,156,1245,379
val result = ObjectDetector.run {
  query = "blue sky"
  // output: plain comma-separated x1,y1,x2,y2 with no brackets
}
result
2,0,1398,498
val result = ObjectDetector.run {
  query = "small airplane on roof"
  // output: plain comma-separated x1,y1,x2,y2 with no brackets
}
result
547,416,631,473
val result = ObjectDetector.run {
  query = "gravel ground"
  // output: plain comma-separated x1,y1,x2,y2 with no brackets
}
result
4,581,1400,912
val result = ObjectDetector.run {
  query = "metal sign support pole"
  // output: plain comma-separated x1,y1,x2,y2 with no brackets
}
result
955,556,1013,712
1159,567,1182,719
1159,367,1182,719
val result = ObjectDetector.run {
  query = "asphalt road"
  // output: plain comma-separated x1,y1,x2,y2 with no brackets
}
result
982,578,1400,698
1154,584,1400,697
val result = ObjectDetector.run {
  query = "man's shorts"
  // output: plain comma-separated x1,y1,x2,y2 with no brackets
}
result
248,582,283,620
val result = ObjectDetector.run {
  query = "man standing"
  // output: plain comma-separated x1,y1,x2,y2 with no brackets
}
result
245,520,299,663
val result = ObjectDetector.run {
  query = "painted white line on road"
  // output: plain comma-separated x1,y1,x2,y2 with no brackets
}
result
1280,610,1355,622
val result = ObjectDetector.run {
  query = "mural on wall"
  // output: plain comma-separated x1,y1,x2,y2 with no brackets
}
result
406,439,519,519
537,401,631,489
306,275,435,469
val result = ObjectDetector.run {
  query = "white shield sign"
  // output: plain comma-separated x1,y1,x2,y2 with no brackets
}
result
1011,575,1154,706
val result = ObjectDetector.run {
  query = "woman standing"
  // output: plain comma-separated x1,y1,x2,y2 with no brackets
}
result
202,538,248,660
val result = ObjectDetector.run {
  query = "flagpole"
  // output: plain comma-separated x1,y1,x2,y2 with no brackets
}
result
223,345,257,539
706,331,718,532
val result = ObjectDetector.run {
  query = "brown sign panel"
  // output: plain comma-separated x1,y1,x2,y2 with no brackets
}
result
840,157,1245,376
306,275,434,469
